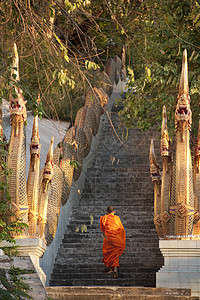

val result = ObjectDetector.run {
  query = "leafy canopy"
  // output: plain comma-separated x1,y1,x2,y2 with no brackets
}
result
119,0,200,136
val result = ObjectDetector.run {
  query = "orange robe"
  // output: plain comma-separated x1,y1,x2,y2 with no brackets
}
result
100,213,126,268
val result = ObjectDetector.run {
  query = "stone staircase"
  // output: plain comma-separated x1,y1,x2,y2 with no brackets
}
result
49,102,165,289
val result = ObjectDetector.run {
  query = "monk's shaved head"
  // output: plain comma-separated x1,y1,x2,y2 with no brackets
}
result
107,205,114,214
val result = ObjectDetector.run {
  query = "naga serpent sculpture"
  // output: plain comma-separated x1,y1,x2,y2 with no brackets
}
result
0,43,125,246
150,49,200,238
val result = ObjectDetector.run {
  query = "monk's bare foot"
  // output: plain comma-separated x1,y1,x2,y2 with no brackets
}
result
107,268,113,274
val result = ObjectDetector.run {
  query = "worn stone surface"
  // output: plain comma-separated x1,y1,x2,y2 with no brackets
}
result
0,255,48,300
46,286,193,300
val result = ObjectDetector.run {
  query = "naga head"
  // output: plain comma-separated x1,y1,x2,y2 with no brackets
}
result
150,139,161,181
175,49,191,130
9,43,27,122
42,136,54,192
30,115,41,157
161,106,170,156
9,88,27,119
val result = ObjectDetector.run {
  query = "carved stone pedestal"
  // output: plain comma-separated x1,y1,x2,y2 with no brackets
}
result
157,239,200,297
0,237,46,286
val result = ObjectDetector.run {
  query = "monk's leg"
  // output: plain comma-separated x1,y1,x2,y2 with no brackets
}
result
113,266,118,278
113,257,119,278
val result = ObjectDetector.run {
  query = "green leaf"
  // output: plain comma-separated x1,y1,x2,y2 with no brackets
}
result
64,52,69,63
11,74,17,79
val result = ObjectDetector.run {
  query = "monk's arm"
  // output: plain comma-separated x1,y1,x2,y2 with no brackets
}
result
117,217,125,231
100,216,105,233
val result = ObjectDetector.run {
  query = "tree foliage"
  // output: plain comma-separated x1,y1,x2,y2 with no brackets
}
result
118,0,200,136
0,0,199,130
0,0,127,122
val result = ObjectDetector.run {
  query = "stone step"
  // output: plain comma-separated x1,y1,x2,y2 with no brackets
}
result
80,194,154,199
70,205,154,212
53,255,162,265
63,231,158,237
59,239,160,247
60,252,161,259
79,193,154,198
82,189,152,195
70,205,154,211
51,271,159,280
67,215,154,222
85,176,151,185
69,212,154,218
78,199,154,206
52,266,161,274
63,227,157,234
66,223,155,231
61,236,159,244
84,170,152,177
46,294,192,300
68,217,154,224
72,206,154,212
86,181,152,188
57,247,161,256
61,239,160,246
97,155,153,160
94,161,152,168
67,221,155,228
58,239,160,247
46,286,192,300
49,277,156,287
55,256,161,265
85,171,151,177
80,195,153,200
86,166,151,173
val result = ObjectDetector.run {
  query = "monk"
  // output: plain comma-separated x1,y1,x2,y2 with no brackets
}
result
100,205,126,278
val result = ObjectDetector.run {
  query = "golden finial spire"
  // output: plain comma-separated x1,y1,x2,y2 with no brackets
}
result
161,106,167,132
161,106,170,157
9,43,27,121
11,43,19,82
45,136,54,165
178,49,189,99
31,94,41,141
30,114,41,158
150,139,160,177
32,115,39,140
43,136,54,191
